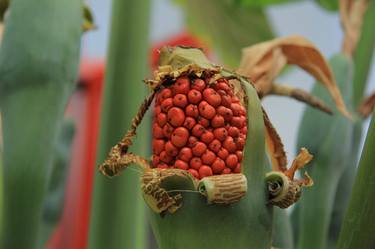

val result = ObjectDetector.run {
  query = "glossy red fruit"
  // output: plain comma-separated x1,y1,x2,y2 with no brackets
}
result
187,89,202,104
236,137,245,150
152,155,160,167
213,127,228,141
162,123,174,138
188,168,199,178
192,124,205,137
183,117,196,130
167,107,185,127
157,113,167,127
216,82,231,92
226,154,238,169
160,151,173,164
152,139,165,155
158,163,169,169
188,136,198,147
211,115,225,128
159,88,172,103
222,168,231,174
201,150,216,165
178,147,193,162
220,94,232,108
173,94,188,108
217,148,229,160
198,101,216,119
173,76,190,95
201,131,214,144
223,137,236,153
203,88,222,107
228,126,240,137
236,151,243,161
232,96,240,103
199,166,213,178
191,78,206,91
171,127,189,148
212,158,225,174
192,142,207,156
233,164,241,173
153,123,164,139
217,106,233,121
230,103,243,116
165,141,178,157
175,160,189,170
208,139,221,153
154,105,161,115
161,98,173,112
197,116,210,128
190,157,202,170
231,116,246,128
185,104,199,118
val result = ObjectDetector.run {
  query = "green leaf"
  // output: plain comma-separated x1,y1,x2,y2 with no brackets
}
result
149,81,273,249
314,0,339,11
294,54,354,249
273,208,294,249
88,0,151,249
236,0,299,7
336,110,375,249
175,0,274,68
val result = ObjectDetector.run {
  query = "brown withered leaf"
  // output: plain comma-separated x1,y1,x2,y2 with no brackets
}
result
262,108,287,172
358,91,375,118
237,35,351,119
340,0,369,56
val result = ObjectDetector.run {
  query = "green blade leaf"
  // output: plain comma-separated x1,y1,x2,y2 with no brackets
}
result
314,0,339,11
176,0,274,68
236,0,300,7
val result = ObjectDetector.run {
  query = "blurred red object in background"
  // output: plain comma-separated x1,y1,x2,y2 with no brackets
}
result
46,32,209,249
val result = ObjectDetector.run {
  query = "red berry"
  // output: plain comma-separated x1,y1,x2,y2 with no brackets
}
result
201,131,214,144
197,116,210,128
154,105,161,115
231,116,246,128
167,107,185,127
158,163,169,169
188,168,199,178
165,141,178,157
162,123,174,138
241,126,248,134
226,154,238,169
185,104,199,118
233,164,241,173
222,168,231,174
236,137,245,150
160,151,173,164
171,127,189,148
192,142,207,156
178,147,193,162
183,117,196,130
187,89,202,104
217,106,233,121
228,126,240,137
198,101,216,119
188,136,198,147
152,139,165,155
236,151,243,161
217,148,229,160
175,160,189,170
173,77,190,94
201,150,216,165
211,115,225,128
203,88,221,107
159,88,172,102
192,78,206,91
231,103,243,116
161,98,173,112
216,82,231,92
157,113,167,127
213,127,228,141
220,94,232,107
199,166,213,178
173,94,188,108
153,123,164,139
208,139,221,153
192,124,205,137
190,157,202,170
232,96,240,103
223,137,236,153
212,158,225,174
152,155,160,167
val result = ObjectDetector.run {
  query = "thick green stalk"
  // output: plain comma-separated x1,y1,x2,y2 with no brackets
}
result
273,208,293,249
353,0,375,106
88,0,150,248
336,111,375,249
0,0,82,248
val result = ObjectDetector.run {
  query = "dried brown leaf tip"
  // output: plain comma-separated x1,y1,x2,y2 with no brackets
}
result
266,148,313,209
237,35,351,119
340,0,369,56
358,91,375,118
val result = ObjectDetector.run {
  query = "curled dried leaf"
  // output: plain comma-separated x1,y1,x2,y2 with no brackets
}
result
340,0,369,56
358,91,375,118
237,35,351,119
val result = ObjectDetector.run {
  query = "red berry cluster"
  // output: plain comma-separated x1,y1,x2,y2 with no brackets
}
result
152,76,247,179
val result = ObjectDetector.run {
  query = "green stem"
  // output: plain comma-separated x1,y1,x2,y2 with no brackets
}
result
353,0,375,107
88,0,150,248
336,110,375,249
0,0,82,248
